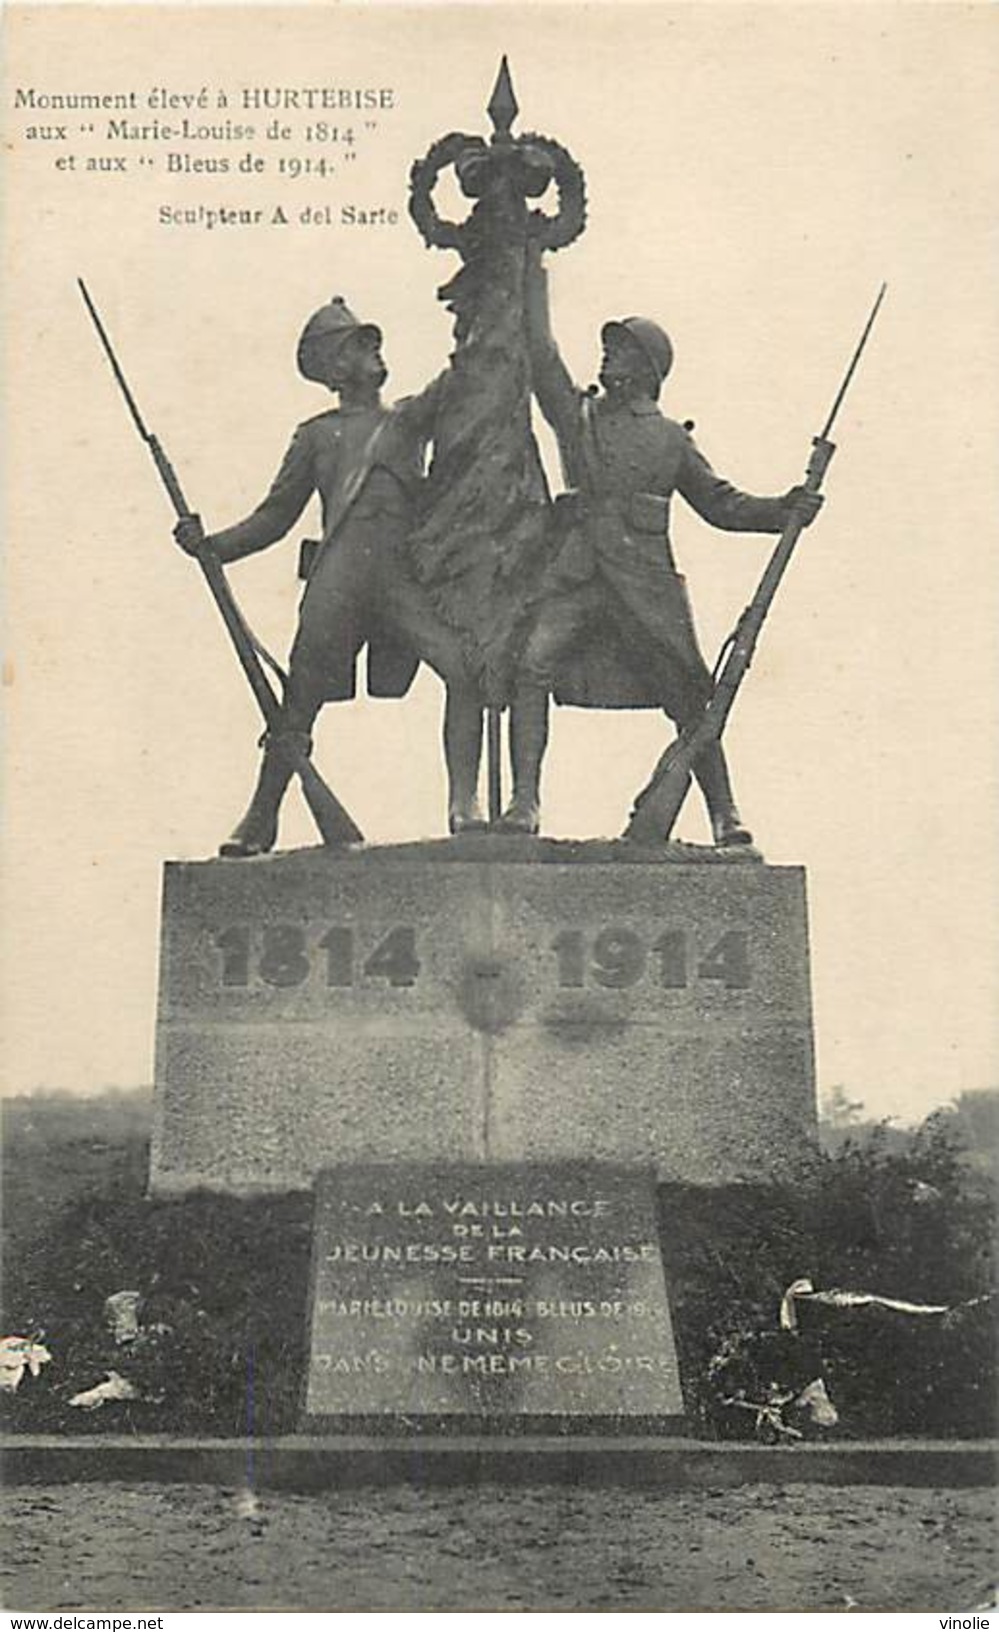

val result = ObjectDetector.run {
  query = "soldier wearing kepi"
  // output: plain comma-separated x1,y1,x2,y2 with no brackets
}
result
501,242,822,843
175,296,484,855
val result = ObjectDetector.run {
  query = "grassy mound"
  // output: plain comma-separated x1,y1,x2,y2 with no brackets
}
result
2,1092,995,1438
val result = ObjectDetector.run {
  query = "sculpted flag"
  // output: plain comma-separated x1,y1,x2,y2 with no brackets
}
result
406,61,586,706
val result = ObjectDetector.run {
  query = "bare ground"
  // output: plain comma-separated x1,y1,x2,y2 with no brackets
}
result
3,1481,995,1612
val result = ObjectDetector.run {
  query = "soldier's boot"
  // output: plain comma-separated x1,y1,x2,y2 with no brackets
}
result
219,730,310,858
694,741,754,847
444,689,487,834
495,688,546,835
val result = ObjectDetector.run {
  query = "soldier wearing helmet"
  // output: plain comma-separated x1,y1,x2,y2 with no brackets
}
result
174,295,483,854
499,241,822,842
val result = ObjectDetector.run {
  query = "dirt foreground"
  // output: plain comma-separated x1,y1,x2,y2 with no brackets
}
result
4,1481,995,1612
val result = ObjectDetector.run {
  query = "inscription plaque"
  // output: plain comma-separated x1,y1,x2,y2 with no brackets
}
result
303,1161,684,1422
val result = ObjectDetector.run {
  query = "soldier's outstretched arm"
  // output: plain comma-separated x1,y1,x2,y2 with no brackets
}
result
393,369,447,441
174,423,316,564
676,431,821,534
524,236,581,449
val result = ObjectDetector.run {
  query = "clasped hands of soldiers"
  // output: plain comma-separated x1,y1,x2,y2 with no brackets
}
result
174,488,823,559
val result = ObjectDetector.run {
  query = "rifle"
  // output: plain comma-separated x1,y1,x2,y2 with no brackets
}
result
77,278,364,848
624,284,886,845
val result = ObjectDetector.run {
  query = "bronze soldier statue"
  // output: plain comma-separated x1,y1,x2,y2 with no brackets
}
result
500,242,823,842
174,296,485,854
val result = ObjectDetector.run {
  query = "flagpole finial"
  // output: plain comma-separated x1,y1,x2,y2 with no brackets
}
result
487,56,519,139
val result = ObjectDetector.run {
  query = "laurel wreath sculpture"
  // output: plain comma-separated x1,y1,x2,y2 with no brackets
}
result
408,130,586,254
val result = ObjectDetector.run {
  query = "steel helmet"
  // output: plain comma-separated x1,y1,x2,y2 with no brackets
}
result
601,316,674,392
296,296,382,383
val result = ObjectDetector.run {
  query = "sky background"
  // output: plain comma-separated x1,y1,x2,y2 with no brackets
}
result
3,2,998,1121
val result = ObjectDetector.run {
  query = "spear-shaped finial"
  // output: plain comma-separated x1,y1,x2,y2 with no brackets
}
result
487,55,518,139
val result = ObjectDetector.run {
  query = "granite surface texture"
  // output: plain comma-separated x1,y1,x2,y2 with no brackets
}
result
150,840,817,1194
302,1161,684,1421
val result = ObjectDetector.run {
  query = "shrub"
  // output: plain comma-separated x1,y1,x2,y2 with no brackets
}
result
2,1092,995,1438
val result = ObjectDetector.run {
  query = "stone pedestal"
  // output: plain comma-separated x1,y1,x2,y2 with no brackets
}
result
150,838,817,1196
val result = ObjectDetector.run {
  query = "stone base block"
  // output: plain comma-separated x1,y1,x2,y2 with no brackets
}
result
150,838,817,1195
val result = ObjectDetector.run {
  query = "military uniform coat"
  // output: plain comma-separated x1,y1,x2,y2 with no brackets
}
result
530,341,788,711
210,382,446,700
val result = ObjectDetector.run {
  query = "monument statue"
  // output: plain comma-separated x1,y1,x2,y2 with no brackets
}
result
504,238,825,842
170,298,488,852
77,277,364,849
82,63,881,860
79,58,882,1436
406,58,586,817
625,283,886,845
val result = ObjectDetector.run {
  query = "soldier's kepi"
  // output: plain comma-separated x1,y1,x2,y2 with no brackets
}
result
501,240,825,843
173,294,485,854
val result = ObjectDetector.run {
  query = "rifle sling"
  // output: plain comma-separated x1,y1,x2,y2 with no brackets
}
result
303,414,394,584
227,414,393,698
